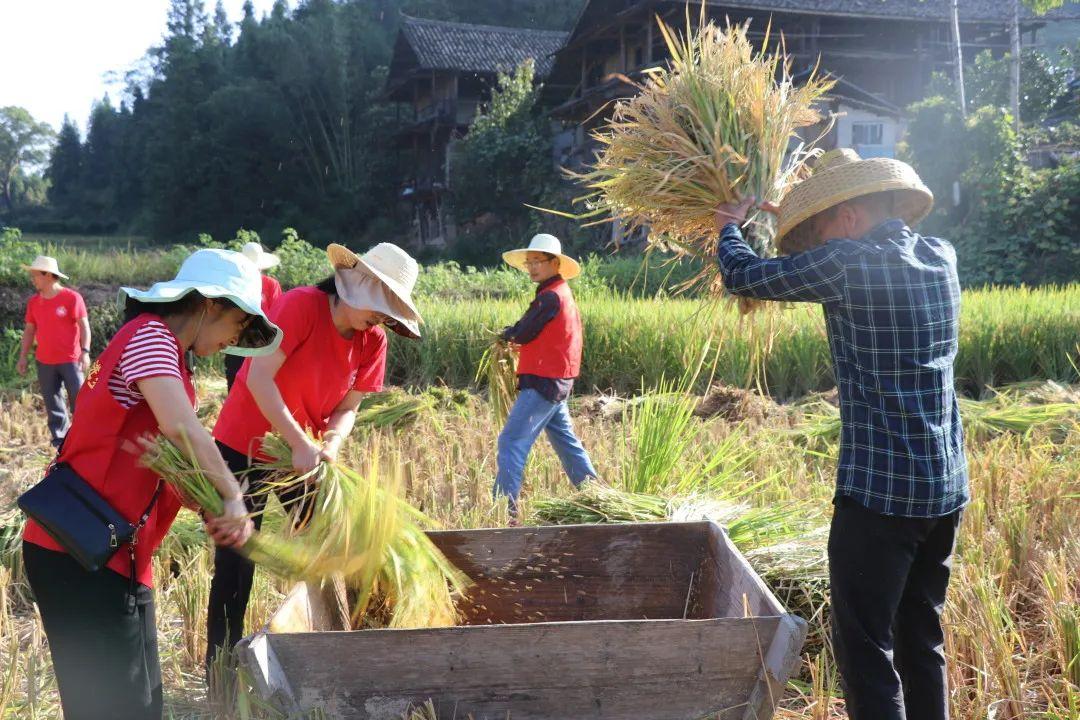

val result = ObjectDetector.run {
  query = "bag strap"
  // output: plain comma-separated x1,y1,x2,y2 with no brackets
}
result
125,479,164,614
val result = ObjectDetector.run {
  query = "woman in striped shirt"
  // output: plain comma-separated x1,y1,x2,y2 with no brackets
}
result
21,249,282,720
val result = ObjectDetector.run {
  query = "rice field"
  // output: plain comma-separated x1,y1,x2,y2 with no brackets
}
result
0,361,1076,719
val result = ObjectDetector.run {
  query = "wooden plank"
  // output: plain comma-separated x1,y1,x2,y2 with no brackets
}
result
427,523,711,623
742,614,809,720
264,617,780,720
705,523,787,619
237,632,301,715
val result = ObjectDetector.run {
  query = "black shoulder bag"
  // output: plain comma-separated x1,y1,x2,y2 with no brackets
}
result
19,461,163,613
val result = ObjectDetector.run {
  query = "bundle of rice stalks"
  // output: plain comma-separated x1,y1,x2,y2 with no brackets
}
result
141,435,314,578
562,14,833,297
354,390,435,430
476,339,518,424
531,482,668,524
144,435,469,628
957,396,1078,442
256,435,469,629
533,484,812,551
744,529,830,651
790,391,1080,447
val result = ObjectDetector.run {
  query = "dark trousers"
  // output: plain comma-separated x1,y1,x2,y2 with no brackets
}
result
36,360,83,447
205,441,312,671
828,495,962,720
24,542,162,720
223,353,244,392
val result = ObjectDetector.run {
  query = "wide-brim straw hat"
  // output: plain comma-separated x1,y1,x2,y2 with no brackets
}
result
241,241,280,270
117,249,283,356
776,149,934,249
502,234,581,280
326,243,422,340
23,255,69,280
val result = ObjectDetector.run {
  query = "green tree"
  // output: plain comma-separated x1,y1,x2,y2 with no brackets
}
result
0,107,54,214
452,59,555,223
45,116,83,214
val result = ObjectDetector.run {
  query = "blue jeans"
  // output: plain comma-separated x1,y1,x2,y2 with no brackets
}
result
494,389,597,511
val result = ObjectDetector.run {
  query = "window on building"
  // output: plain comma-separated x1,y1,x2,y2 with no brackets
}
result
852,122,884,147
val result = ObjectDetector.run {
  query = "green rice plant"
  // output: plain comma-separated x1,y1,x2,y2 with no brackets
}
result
562,14,833,295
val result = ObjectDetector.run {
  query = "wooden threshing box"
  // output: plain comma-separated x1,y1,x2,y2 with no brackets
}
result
239,521,807,719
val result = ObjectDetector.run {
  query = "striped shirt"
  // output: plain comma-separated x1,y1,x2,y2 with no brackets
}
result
717,219,969,518
108,320,184,408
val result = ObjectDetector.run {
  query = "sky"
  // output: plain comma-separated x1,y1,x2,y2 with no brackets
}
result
0,0,280,134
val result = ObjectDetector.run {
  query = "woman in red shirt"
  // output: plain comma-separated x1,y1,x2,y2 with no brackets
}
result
206,242,421,670
224,241,284,390
21,248,282,720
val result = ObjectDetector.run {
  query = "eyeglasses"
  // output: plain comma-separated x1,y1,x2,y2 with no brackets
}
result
372,313,398,328
523,258,554,268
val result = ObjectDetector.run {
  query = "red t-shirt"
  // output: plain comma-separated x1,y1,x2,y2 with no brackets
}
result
213,286,387,459
261,274,282,313
24,288,88,364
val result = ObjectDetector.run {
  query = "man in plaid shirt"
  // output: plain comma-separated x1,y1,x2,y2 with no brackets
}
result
715,150,968,720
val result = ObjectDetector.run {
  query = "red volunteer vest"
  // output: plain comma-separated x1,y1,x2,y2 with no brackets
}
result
516,278,583,379
23,314,193,587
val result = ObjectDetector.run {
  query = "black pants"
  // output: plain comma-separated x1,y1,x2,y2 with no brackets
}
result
828,495,962,720
24,542,162,720
205,441,312,671
36,360,83,447
223,353,244,392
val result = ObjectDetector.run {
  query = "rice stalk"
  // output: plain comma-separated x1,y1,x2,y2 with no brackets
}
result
256,435,470,629
355,391,436,430
476,339,518,425
562,14,833,300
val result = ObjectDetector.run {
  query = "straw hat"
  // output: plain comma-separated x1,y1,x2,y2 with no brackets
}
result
23,255,69,280
118,249,282,356
326,243,422,339
502,234,581,280
776,149,934,247
241,241,280,271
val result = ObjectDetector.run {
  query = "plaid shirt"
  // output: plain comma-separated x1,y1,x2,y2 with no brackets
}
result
717,219,968,518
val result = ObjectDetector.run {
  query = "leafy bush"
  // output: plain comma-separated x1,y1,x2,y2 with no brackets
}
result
0,227,44,285
902,100,1079,285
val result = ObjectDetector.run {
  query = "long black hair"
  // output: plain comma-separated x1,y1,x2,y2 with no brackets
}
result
314,275,338,296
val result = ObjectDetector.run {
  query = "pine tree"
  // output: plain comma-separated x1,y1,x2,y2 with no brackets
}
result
45,116,83,213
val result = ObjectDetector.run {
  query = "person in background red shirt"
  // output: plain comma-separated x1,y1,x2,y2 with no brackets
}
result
205,242,422,673
16,255,92,448
223,241,283,390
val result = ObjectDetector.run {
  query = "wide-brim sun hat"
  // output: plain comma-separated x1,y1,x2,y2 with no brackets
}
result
775,148,934,254
326,242,422,340
23,255,69,280
241,241,280,271
502,233,581,280
117,249,283,357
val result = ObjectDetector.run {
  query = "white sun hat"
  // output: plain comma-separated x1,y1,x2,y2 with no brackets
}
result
502,234,581,280
326,242,422,340
23,255,69,280
117,249,283,356
241,241,281,271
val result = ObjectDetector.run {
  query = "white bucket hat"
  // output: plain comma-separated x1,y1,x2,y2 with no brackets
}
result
23,255,69,280
502,234,581,280
326,243,422,340
241,241,281,271
117,249,283,356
